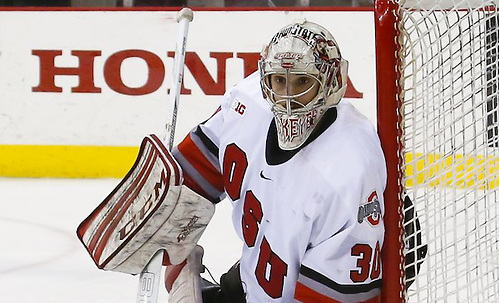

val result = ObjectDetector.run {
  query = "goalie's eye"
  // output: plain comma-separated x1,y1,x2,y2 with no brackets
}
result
272,75,287,86
297,76,311,85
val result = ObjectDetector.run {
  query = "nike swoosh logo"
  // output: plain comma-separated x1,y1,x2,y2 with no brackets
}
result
260,170,272,181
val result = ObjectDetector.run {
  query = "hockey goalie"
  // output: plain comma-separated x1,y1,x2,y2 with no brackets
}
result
79,20,389,303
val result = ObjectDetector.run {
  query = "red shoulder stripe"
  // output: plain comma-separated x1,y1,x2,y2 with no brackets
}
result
177,134,224,192
182,170,212,201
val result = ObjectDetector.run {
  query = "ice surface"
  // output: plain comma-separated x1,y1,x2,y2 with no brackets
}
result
0,178,241,302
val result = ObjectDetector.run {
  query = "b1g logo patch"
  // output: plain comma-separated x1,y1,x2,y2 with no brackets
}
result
357,191,382,226
230,98,246,115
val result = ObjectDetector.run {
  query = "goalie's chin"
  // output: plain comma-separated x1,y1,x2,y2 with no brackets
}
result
274,109,324,151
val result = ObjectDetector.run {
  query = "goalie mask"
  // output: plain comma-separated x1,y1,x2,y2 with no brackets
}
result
259,21,348,150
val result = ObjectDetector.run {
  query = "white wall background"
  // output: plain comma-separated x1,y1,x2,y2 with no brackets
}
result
0,9,376,146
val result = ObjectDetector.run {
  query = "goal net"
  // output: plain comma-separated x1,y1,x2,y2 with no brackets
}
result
375,1,499,302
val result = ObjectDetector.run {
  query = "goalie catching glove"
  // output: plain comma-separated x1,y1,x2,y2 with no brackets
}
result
76,134,215,274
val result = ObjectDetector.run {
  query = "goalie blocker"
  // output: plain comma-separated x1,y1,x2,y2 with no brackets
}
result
77,134,215,274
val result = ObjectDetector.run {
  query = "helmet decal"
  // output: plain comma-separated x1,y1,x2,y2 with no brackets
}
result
270,23,327,48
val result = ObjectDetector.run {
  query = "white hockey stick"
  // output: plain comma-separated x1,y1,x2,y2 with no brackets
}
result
165,7,193,149
136,8,194,303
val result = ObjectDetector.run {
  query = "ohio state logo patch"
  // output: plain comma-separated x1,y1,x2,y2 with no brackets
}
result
357,191,382,226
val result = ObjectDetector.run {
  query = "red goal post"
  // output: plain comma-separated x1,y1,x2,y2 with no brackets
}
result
375,1,405,302
376,1,499,302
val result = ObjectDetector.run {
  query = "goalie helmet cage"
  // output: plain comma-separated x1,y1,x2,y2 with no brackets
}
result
375,0,499,302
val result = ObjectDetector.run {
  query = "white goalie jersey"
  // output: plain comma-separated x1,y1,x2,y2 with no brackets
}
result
173,72,386,303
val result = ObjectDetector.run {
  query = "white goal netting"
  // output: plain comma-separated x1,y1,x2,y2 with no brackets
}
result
398,0,499,302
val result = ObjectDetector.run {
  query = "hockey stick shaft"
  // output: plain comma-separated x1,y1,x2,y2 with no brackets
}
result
166,8,193,149
136,8,193,303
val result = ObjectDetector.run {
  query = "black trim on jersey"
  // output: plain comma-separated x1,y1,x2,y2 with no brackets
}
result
265,107,338,165
300,265,382,295
200,106,222,125
194,125,219,158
